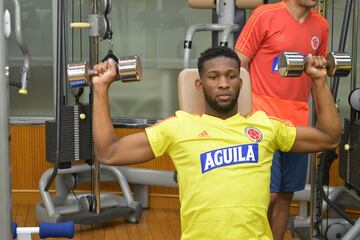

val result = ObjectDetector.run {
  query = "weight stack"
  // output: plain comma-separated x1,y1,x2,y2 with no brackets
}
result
339,118,360,191
46,104,93,164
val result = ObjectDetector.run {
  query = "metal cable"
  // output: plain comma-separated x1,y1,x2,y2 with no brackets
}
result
45,0,67,191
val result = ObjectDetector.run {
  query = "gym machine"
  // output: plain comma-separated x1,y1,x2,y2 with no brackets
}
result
6,0,31,95
0,0,76,239
183,0,266,68
1,0,15,236
35,0,142,224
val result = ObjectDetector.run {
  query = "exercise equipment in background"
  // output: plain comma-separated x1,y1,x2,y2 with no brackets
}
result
0,0,33,238
8,0,31,94
183,0,266,68
35,0,142,224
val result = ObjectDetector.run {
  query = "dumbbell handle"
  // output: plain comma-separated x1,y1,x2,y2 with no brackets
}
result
278,51,351,77
67,62,114,81
67,55,143,87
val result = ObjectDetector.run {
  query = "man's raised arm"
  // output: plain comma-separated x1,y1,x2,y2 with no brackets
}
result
92,61,155,165
291,55,341,153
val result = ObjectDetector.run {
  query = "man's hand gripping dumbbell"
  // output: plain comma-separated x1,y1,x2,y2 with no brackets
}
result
67,55,143,88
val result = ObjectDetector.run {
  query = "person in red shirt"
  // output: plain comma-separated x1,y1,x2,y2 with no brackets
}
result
235,0,329,239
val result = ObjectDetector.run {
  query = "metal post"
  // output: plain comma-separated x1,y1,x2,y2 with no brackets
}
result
331,0,353,100
89,1,99,67
351,0,358,91
52,0,57,117
309,154,322,239
89,0,101,215
0,1,13,239
217,0,235,47
309,1,327,239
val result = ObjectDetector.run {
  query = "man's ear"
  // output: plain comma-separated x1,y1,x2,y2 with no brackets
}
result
195,78,203,92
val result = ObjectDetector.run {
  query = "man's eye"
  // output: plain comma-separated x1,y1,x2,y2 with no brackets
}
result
228,75,237,79
208,75,217,80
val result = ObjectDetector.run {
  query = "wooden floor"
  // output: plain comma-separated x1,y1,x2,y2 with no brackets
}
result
13,204,296,240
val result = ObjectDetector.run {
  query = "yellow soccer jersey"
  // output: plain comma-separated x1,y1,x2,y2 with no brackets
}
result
145,110,296,240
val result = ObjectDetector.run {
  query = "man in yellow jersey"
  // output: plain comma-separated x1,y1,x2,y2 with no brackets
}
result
92,46,340,240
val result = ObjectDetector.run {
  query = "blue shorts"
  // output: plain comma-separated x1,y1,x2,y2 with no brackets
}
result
270,151,308,193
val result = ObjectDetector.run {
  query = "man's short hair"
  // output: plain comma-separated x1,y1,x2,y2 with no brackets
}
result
197,46,241,76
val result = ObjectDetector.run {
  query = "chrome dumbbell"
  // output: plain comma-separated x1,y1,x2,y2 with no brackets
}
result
278,51,352,77
67,55,143,87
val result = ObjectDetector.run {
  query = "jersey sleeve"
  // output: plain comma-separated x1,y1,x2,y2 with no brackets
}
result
269,117,296,152
145,116,178,157
234,6,267,58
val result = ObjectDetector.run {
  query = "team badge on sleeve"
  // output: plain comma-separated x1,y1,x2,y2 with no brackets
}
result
245,127,263,142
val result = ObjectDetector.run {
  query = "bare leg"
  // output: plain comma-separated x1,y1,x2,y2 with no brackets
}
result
268,192,294,240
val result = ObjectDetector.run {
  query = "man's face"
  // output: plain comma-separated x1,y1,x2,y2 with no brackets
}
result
293,0,318,8
198,56,241,115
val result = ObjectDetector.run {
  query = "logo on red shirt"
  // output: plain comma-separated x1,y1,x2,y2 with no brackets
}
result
311,35,320,51
245,127,263,143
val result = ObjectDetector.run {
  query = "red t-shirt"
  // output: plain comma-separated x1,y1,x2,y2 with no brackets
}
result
235,2,328,126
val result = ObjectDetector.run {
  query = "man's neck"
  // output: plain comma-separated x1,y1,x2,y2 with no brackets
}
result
205,108,238,120
285,1,312,23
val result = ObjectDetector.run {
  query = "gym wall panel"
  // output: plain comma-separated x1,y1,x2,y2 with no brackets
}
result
11,125,52,190
329,155,345,186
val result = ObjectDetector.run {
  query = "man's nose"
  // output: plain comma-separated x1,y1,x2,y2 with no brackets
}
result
218,76,230,88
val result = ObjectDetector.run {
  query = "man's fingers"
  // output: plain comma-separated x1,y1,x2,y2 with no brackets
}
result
314,56,327,69
106,59,117,72
306,55,327,69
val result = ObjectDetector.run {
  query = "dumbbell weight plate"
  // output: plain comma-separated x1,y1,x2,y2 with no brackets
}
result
278,52,305,77
326,52,352,77
67,62,90,83
117,55,143,82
